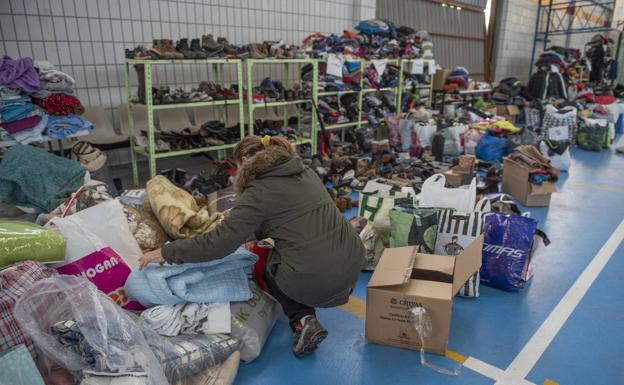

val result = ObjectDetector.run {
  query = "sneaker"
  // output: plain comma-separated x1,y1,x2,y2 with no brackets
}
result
292,316,328,358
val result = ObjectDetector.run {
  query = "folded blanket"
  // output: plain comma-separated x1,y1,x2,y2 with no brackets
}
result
125,247,257,306
0,100,34,124
2,113,47,144
146,175,224,239
0,56,40,92
141,302,231,336
0,144,86,212
45,113,94,139
33,93,83,115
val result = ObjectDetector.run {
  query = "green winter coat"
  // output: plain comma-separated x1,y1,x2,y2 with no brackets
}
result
162,146,365,307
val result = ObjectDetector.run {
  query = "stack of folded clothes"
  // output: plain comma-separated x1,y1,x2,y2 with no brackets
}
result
491,77,523,105
0,57,93,144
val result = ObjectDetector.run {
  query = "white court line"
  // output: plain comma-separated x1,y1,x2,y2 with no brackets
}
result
463,357,536,384
494,219,624,384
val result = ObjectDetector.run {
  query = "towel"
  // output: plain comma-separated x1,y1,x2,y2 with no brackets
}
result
45,113,94,139
125,247,257,306
2,113,47,144
0,145,86,212
146,176,224,239
141,302,231,336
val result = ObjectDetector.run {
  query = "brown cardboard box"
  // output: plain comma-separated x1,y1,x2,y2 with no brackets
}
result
432,68,452,90
502,157,557,207
443,166,474,187
365,236,483,355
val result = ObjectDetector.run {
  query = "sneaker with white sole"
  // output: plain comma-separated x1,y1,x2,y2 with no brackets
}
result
292,315,328,358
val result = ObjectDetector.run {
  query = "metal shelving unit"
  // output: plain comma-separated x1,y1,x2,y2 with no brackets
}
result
246,59,318,153
124,58,245,185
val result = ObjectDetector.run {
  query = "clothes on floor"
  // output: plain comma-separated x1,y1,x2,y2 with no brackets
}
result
141,302,231,336
125,247,257,307
265,271,315,331
0,261,55,356
145,175,224,239
0,56,40,93
45,113,94,139
33,93,84,115
0,144,86,212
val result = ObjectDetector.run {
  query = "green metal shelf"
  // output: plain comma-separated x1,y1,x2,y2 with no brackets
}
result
250,99,312,109
125,58,245,185
361,87,399,93
131,99,243,110
134,143,239,159
318,90,361,97
125,58,241,65
246,59,319,154
325,121,361,130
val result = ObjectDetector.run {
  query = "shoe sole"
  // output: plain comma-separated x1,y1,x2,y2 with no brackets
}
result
293,329,328,358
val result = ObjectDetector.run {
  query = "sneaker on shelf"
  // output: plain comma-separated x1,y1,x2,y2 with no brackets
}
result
292,315,328,358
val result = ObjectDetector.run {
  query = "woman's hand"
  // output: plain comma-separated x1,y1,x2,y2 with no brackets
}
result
138,248,165,270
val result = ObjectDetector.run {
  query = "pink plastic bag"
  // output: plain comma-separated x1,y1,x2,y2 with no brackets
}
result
56,247,143,311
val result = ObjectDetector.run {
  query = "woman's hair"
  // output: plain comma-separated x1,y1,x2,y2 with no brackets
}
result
233,135,295,163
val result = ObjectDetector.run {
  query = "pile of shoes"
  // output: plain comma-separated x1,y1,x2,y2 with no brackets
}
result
251,78,312,103
253,119,300,141
133,120,240,152
361,92,396,125
126,35,248,59
317,93,361,124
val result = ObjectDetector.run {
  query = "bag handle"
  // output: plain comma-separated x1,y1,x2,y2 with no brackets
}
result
474,197,492,213
422,173,447,188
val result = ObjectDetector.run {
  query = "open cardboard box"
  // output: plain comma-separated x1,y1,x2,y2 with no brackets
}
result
365,236,483,355
486,105,521,124
443,166,474,187
502,157,558,207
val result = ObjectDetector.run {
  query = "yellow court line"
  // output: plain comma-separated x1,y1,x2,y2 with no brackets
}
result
543,380,559,385
338,295,466,364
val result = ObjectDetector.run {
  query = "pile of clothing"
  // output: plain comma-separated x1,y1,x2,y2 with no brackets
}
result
0,57,92,144
492,77,523,105
302,19,433,60
445,67,471,90
585,34,617,85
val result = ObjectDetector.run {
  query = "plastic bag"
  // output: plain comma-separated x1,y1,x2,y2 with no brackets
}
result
476,133,508,161
418,174,476,213
385,116,401,150
443,124,469,156
13,275,169,385
14,275,240,384
0,220,66,268
230,281,280,362
49,200,144,311
360,222,388,271
409,307,460,376
463,128,482,155
480,212,538,291
577,118,608,151
539,140,571,171
399,119,415,152
414,122,437,147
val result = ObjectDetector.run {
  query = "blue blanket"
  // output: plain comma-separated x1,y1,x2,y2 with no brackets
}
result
125,247,258,307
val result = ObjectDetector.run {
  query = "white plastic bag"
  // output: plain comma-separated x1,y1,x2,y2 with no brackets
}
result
49,200,144,310
399,119,415,152
414,122,437,147
230,281,280,362
418,174,476,213
539,141,571,171
444,124,469,156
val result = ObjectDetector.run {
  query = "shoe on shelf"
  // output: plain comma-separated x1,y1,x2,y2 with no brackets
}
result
247,43,267,59
176,38,197,59
292,315,328,358
217,37,239,56
149,39,169,59
164,39,184,59
190,38,208,59
202,34,224,52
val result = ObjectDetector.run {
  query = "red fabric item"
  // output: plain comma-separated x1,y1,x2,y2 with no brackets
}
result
247,242,270,292
595,95,615,105
0,261,55,356
33,94,82,115
1,115,41,134
318,131,332,157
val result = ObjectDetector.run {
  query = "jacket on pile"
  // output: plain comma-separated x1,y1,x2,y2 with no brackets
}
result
162,146,366,308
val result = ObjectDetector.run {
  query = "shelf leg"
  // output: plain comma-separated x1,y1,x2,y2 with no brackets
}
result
145,63,157,179
247,61,254,136
237,61,245,142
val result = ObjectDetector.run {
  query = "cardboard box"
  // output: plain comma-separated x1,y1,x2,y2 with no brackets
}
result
365,236,483,355
502,157,557,207
432,68,452,90
443,166,474,187
486,105,521,123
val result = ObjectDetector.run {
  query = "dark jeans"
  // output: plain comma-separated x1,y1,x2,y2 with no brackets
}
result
265,272,315,331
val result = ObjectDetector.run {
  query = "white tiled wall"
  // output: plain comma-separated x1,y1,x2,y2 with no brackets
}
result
1,0,375,127
492,0,614,83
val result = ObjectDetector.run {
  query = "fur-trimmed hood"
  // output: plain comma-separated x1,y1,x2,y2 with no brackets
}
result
233,146,303,194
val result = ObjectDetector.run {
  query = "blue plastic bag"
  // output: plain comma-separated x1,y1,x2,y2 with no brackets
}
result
480,212,538,291
476,133,508,161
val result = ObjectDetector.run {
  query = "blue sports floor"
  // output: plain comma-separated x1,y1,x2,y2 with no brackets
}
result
236,142,624,385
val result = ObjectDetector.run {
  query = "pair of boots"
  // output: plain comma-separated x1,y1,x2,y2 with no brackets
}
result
151,39,183,59
247,43,268,59
176,38,207,59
